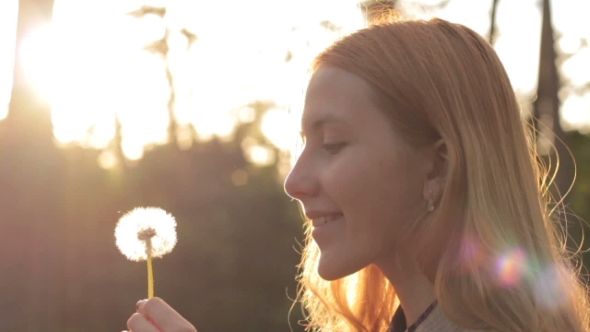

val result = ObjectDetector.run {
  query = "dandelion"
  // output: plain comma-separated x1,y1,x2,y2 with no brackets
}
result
115,207,177,298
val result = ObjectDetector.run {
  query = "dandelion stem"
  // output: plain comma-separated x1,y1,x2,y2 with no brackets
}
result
138,228,157,298
146,238,154,298
147,254,154,298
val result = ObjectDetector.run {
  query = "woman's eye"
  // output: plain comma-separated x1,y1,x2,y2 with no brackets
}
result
322,143,345,154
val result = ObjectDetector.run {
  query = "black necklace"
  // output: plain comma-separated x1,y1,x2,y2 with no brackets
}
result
387,300,438,332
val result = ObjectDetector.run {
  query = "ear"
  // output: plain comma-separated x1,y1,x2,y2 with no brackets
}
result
422,138,448,203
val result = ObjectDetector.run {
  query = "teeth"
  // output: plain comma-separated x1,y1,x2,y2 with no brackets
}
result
315,217,327,225
314,214,341,226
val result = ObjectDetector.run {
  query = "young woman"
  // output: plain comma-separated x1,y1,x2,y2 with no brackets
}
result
126,18,590,332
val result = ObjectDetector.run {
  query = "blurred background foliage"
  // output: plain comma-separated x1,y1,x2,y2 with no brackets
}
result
0,0,589,331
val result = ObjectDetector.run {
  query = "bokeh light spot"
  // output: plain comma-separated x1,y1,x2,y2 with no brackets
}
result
98,150,118,169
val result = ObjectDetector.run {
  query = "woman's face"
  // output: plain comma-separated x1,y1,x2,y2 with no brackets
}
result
284,66,429,280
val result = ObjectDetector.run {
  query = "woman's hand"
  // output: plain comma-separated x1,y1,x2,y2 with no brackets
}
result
125,297,197,332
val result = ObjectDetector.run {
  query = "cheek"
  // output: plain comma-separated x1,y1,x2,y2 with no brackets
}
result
319,153,372,203
320,147,424,220
376,156,425,215
338,153,423,230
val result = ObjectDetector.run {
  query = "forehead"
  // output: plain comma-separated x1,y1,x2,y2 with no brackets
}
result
302,66,378,128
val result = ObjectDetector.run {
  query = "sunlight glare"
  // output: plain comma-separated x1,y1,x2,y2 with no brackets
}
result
552,0,590,42
562,93,590,132
98,150,119,169
18,0,590,161
561,48,590,87
20,24,56,103
36,0,366,160
237,106,256,124
261,109,300,151
176,125,194,150
558,34,582,55
121,137,145,161
49,0,171,155
0,0,18,120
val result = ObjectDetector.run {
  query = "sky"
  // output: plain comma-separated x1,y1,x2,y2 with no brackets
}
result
1,0,589,164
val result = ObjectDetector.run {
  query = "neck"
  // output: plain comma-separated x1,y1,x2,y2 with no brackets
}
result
375,254,437,326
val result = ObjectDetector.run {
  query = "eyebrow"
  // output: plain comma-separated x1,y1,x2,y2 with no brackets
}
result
300,114,346,138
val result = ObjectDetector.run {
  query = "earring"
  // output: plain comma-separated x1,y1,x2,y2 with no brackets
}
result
427,190,435,212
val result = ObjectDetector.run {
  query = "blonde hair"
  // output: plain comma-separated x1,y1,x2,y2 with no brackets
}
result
295,18,590,332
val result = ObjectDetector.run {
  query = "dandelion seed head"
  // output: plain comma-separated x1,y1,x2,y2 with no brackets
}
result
115,207,177,261
138,228,157,241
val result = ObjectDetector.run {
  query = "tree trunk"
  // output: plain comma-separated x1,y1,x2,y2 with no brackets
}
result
489,0,499,44
0,0,64,330
532,0,573,240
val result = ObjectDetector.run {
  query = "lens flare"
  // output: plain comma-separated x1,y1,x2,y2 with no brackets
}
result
534,263,569,310
496,247,528,287
456,233,487,275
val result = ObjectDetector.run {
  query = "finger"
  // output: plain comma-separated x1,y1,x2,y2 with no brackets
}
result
136,297,196,331
127,312,160,332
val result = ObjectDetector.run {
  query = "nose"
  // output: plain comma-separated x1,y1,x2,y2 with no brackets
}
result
284,155,318,201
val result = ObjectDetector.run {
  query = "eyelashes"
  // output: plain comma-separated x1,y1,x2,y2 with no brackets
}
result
299,132,346,155
322,143,346,154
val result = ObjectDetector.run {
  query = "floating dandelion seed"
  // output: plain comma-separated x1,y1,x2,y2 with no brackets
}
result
115,207,177,298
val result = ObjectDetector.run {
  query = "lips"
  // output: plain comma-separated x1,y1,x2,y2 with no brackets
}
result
312,213,344,227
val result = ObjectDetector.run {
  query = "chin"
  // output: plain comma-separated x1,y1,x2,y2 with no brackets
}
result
317,267,342,281
317,254,363,281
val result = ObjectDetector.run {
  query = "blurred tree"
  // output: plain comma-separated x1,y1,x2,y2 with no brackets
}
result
125,5,199,153
530,0,580,251
360,0,450,22
0,0,66,331
129,6,178,149
532,0,566,191
566,131,590,270
53,128,304,331
4,3,53,138
361,0,398,22
489,0,499,44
